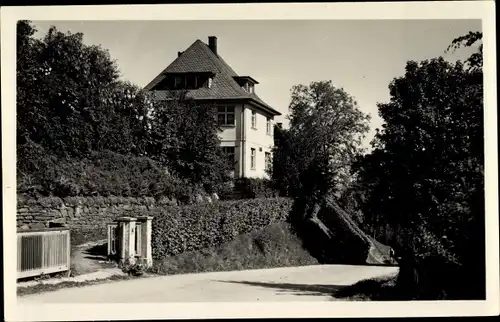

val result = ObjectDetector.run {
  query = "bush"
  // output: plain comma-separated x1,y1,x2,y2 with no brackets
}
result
120,260,146,277
233,178,279,199
17,140,199,200
392,223,484,300
148,197,293,259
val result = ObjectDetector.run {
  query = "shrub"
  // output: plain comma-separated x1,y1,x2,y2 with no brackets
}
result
233,178,279,199
120,260,146,277
17,140,198,200
148,197,293,259
392,224,483,300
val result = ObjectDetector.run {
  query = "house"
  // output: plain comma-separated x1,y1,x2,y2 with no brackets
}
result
144,36,282,179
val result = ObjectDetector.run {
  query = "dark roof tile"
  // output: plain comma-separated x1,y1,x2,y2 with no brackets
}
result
144,39,281,116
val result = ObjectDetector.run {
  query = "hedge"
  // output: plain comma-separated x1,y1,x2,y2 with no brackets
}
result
220,178,280,200
234,178,279,198
148,197,293,259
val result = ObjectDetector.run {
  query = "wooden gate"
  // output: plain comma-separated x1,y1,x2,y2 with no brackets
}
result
17,228,71,279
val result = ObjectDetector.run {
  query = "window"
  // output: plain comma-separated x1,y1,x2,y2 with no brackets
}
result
265,152,271,171
243,83,255,93
218,106,235,126
251,111,257,129
250,148,256,170
186,75,198,89
266,117,272,135
174,76,183,89
222,147,236,166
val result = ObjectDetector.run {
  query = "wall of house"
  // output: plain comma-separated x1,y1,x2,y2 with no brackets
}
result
217,104,242,142
243,104,275,179
215,103,276,179
218,104,243,177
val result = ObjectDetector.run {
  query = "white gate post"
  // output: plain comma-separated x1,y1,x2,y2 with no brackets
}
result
116,217,137,266
137,216,153,267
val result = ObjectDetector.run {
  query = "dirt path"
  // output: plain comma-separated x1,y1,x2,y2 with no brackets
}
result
70,240,117,275
18,264,399,303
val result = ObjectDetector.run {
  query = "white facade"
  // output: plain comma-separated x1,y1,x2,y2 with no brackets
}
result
218,103,274,179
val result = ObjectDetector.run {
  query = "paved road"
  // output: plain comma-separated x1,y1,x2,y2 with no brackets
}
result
18,265,399,303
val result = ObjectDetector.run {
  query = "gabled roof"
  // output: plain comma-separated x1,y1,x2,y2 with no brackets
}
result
144,39,281,116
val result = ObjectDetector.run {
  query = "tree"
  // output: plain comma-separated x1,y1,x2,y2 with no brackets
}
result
17,20,44,146
97,81,153,156
17,21,230,197
16,21,131,157
148,92,232,193
447,31,483,72
268,83,393,267
271,81,370,205
269,125,298,196
354,32,484,299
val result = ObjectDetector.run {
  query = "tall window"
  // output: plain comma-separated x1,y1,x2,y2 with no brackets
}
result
218,106,235,126
265,152,271,171
250,148,256,170
266,117,272,135
251,111,257,129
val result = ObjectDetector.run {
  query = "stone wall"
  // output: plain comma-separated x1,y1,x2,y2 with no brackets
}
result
17,194,215,244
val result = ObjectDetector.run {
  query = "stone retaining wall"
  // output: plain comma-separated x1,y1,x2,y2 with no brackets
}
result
17,194,215,244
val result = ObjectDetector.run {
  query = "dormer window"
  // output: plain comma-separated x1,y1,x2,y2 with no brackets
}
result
234,76,258,94
174,76,183,89
153,72,216,91
186,75,198,89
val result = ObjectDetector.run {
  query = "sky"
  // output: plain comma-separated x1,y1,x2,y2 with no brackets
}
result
33,19,481,148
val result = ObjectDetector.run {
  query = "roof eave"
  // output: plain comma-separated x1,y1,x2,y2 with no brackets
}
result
234,76,260,85
157,96,282,116
247,98,282,116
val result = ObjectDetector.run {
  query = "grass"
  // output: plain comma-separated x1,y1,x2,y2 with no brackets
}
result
150,222,319,275
17,274,136,297
333,274,399,301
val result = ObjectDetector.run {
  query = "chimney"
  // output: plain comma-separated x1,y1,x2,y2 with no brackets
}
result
208,36,217,55
178,51,183,57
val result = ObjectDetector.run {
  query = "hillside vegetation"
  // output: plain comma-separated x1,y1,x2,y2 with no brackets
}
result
150,223,319,275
